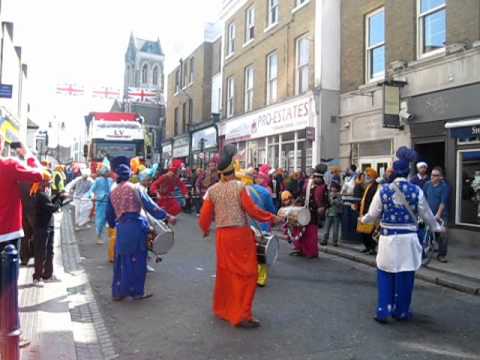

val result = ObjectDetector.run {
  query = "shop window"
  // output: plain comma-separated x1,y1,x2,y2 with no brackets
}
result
417,0,446,58
457,150,480,226
282,132,295,142
365,7,385,82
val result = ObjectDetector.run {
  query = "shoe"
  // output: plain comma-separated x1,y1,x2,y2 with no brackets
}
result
19,337,31,348
437,256,448,263
43,275,60,282
112,296,125,302
237,319,261,329
289,251,303,257
320,241,328,246
369,250,377,256
374,317,388,324
33,279,44,288
361,248,370,254
96,238,105,245
333,242,339,247
133,293,153,300
146,264,156,273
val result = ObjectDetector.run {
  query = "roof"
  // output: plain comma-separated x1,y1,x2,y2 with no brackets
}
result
27,118,39,129
134,37,164,56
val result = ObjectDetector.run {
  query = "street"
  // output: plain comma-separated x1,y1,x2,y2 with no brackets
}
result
74,213,480,360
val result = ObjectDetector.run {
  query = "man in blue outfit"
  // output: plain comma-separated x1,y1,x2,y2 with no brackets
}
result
423,166,450,263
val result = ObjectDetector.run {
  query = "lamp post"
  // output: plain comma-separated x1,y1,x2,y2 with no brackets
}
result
48,117,65,164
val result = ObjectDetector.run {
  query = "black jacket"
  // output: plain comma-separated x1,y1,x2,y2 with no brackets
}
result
34,192,60,228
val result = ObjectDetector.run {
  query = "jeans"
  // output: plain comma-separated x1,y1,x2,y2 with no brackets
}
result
33,226,55,280
324,215,341,244
434,232,448,257
193,196,203,215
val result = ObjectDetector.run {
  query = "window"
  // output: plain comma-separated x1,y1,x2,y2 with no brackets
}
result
296,35,310,95
366,8,385,82
245,6,255,42
268,0,279,27
227,22,235,56
418,0,446,57
175,69,180,93
227,77,235,118
182,103,187,132
457,150,480,227
188,98,193,123
152,66,159,85
182,62,188,88
266,51,278,105
189,58,194,83
244,65,254,112
142,64,149,84
296,0,308,6
174,107,179,136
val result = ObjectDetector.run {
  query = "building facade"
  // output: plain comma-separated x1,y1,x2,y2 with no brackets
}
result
218,0,340,172
123,34,165,163
340,0,480,239
164,24,222,168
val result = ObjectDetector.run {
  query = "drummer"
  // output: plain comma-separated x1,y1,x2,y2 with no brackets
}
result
239,169,277,287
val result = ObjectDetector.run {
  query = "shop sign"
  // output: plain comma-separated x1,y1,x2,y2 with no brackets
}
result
91,121,143,141
0,84,13,99
225,93,315,141
192,127,217,151
450,126,480,138
306,127,315,141
162,144,172,156
173,136,189,148
383,85,401,129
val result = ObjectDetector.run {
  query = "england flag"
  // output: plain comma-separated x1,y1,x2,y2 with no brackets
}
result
92,86,121,100
56,83,85,96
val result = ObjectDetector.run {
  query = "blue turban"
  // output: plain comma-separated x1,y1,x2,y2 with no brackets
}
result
115,164,131,183
393,146,417,177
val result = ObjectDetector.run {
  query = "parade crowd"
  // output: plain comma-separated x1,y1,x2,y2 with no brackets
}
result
0,131,449,334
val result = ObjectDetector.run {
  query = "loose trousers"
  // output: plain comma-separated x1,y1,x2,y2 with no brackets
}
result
377,269,415,321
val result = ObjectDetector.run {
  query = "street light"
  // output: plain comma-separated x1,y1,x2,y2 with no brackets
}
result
49,117,65,163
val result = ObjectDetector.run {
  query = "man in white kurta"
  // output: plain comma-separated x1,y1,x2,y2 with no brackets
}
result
362,148,444,323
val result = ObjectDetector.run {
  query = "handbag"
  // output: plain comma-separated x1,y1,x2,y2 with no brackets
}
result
356,183,375,234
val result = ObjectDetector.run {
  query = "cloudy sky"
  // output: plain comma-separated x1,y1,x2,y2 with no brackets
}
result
6,0,222,144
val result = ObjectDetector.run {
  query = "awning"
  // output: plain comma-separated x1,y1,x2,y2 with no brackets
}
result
0,117,20,143
445,119,480,138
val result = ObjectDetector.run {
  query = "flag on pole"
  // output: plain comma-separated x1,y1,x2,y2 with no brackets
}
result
92,86,121,100
56,83,85,96
127,87,158,103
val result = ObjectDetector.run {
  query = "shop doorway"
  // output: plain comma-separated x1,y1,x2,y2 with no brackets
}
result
415,142,445,172
359,157,392,178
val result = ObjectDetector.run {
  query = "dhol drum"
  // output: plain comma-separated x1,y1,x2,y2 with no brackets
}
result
146,212,175,256
277,206,311,226
252,227,279,266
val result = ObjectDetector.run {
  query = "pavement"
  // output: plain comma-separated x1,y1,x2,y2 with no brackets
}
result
17,211,480,359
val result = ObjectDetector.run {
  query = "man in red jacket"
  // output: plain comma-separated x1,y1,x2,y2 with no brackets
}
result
0,133,44,257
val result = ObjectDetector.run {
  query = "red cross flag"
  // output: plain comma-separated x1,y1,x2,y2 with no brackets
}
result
92,86,121,100
56,83,85,96
127,87,158,103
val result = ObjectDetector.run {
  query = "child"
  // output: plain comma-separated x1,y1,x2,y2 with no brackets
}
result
31,178,62,286
280,191,307,254
322,182,343,247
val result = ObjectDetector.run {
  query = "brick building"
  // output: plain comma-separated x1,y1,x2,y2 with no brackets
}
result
164,23,222,168
340,0,480,239
218,0,340,172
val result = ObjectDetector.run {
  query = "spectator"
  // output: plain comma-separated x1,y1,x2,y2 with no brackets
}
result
411,162,430,189
357,168,379,255
322,182,343,246
0,134,44,348
423,167,450,263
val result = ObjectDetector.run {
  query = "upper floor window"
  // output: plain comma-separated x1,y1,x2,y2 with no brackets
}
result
268,0,279,27
296,35,310,95
245,6,255,43
182,62,188,88
365,8,385,82
295,0,308,8
244,65,254,112
227,76,235,118
152,66,159,86
175,69,180,93
418,0,446,57
227,22,236,56
189,58,194,84
266,51,278,105
188,98,193,123
142,64,149,84
174,107,179,136
182,102,187,132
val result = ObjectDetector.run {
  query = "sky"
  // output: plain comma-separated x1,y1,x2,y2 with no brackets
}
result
6,0,222,146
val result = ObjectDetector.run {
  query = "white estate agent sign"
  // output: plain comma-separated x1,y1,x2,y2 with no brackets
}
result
225,92,316,142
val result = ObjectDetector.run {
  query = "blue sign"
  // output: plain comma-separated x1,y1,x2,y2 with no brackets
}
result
450,125,480,138
0,84,13,98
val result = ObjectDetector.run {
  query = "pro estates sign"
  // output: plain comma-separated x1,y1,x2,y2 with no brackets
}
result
225,93,316,141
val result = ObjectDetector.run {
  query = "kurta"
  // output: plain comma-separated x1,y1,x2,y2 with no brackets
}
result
107,181,167,300
199,181,274,326
90,176,113,238
150,173,188,216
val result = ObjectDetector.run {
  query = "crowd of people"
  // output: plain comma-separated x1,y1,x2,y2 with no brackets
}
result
0,131,449,333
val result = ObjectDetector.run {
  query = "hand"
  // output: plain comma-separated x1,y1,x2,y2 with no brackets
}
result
168,215,177,225
203,231,210,238
272,215,284,225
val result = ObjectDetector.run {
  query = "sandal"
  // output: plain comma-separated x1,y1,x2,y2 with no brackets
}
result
133,293,153,300
289,251,302,256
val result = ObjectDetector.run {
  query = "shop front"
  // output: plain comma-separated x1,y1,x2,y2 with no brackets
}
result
191,126,218,168
172,136,190,165
408,83,480,239
223,93,317,172
0,112,20,156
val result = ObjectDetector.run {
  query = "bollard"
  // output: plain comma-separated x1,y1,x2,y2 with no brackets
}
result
0,244,20,360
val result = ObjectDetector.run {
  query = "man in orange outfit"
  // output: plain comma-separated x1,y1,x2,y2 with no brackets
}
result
199,145,283,329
